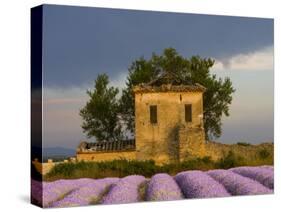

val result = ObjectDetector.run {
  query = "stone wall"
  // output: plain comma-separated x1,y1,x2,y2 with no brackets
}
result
32,151,136,175
32,159,62,175
179,125,206,161
205,141,273,162
135,91,204,164
76,150,136,162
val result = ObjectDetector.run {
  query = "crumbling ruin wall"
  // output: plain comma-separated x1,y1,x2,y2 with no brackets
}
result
178,125,206,161
205,141,274,162
76,150,136,162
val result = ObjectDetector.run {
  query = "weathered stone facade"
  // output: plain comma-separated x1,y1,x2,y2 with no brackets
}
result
178,125,206,161
134,83,206,164
205,141,274,162
76,150,136,162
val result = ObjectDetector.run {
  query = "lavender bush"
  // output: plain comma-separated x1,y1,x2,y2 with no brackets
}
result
32,166,274,208
146,173,183,201
207,169,272,195
174,170,230,198
102,175,146,204
42,178,96,207
50,178,119,207
260,165,274,171
230,166,274,189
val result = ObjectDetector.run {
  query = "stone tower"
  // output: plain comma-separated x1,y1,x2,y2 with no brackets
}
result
133,74,206,164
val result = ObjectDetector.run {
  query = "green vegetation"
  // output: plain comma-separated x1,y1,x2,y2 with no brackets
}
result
236,142,251,146
44,151,273,181
216,151,245,169
80,74,124,142
120,48,235,140
258,149,270,159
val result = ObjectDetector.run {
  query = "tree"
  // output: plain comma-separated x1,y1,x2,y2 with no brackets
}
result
120,48,235,139
80,74,124,142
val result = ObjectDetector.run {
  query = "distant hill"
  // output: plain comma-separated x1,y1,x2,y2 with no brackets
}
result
43,147,76,161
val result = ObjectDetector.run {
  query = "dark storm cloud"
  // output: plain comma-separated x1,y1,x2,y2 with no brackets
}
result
42,4,273,87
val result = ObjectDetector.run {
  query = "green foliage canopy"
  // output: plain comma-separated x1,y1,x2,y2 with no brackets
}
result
80,74,123,142
120,48,235,139
80,48,235,141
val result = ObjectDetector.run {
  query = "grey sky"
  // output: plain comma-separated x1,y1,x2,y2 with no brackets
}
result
42,4,274,149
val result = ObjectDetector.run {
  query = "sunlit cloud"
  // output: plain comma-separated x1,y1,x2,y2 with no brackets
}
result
212,45,273,71
44,72,128,105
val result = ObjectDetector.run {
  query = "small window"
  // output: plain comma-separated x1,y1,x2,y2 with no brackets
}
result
185,104,192,122
150,105,157,124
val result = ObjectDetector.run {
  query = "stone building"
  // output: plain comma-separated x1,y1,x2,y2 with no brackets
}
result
133,74,206,164
77,73,207,164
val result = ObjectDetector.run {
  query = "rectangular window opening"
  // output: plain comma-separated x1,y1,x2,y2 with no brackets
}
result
185,104,192,122
150,105,157,124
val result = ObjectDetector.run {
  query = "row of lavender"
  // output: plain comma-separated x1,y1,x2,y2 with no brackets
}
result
31,166,273,208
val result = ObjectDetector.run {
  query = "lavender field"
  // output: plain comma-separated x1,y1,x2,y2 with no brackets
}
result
32,166,274,208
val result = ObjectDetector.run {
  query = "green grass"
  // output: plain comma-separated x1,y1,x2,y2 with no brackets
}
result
44,152,273,182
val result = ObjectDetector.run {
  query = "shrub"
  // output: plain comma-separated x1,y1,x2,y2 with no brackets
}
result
207,169,271,195
179,157,214,171
236,142,251,146
146,173,183,201
258,149,270,159
201,156,212,163
215,151,243,169
45,160,159,181
44,151,272,181
175,170,230,198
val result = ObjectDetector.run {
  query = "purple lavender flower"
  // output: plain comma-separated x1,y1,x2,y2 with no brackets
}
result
207,169,273,195
146,173,183,201
230,166,274,189
174,171,230,198
260,165,274,170
51,178,119,207
34,165,274,208
102,175,146,204
42,178,96,207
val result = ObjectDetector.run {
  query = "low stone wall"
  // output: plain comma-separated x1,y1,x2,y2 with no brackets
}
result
32,141,273,176
32,160,61,175
205,141,274,162
32,158,76,175
76,150,136,162
32,151,136,175
179,125,206,161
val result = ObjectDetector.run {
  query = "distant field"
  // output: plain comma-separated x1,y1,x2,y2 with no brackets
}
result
32,166,274,208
